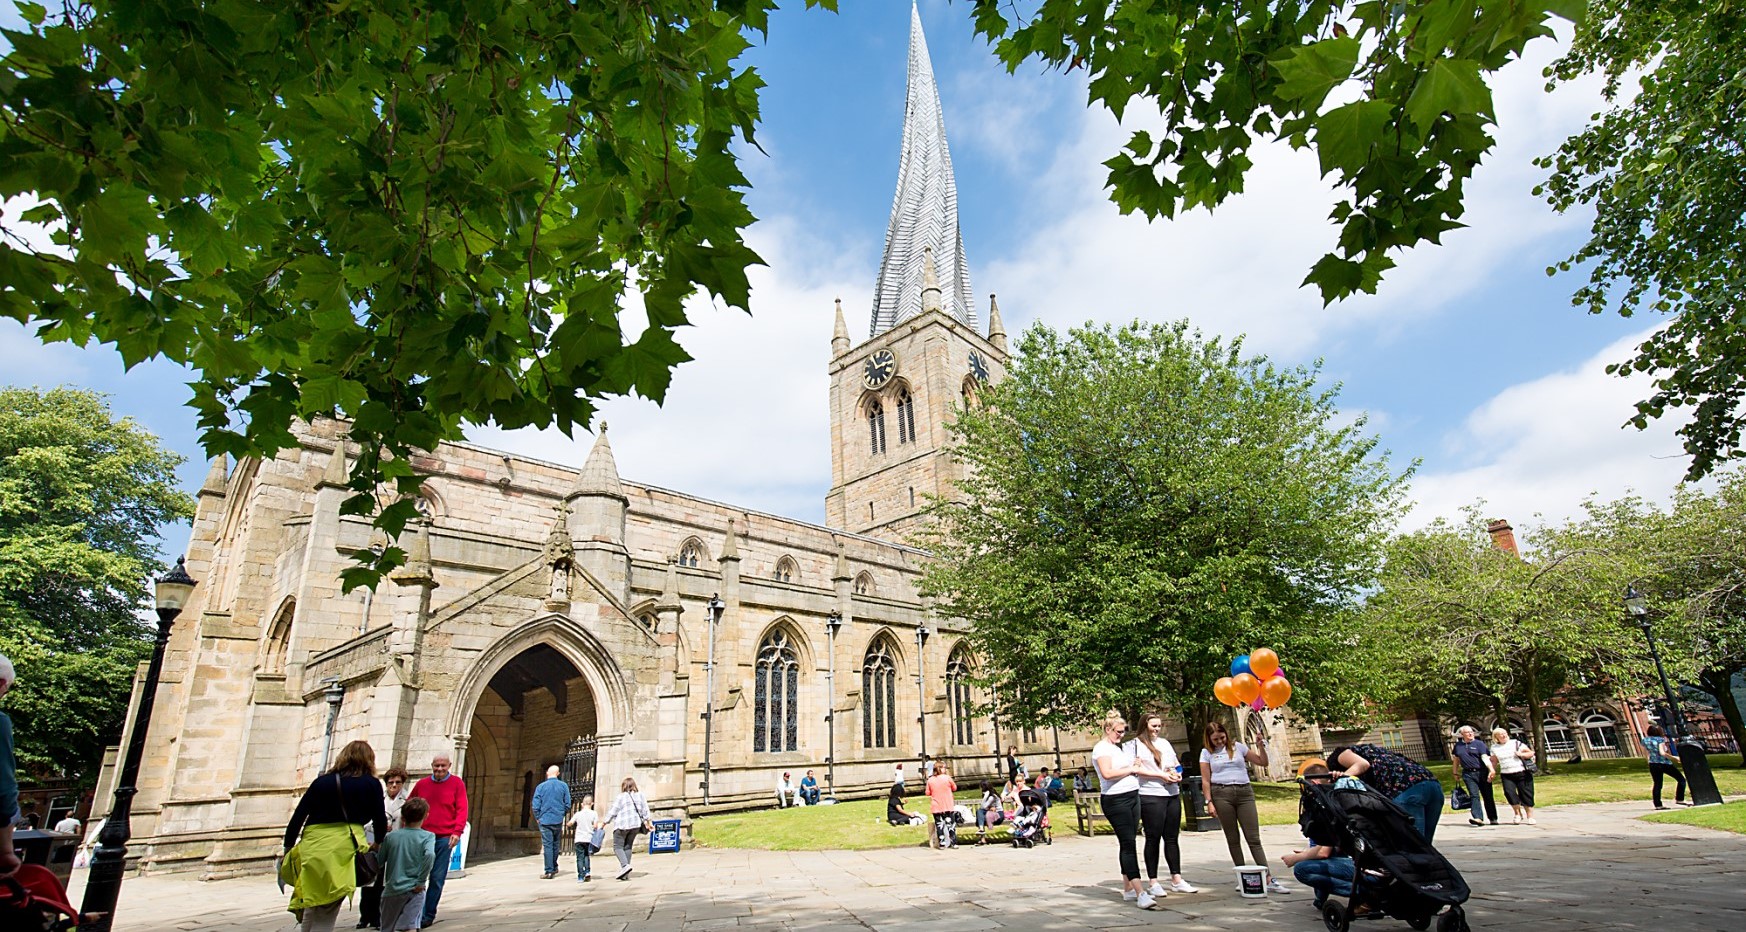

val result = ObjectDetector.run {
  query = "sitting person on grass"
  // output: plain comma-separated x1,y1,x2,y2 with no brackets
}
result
887,781,924,826
799,770,821,806
775,771,800,808
1282,765,1357,914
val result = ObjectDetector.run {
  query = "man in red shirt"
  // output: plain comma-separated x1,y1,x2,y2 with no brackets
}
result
408,754,468,927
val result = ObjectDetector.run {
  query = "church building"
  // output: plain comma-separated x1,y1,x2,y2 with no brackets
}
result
117,6,1058,875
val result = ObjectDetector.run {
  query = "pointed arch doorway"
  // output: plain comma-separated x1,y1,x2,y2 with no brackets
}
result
464,643,597,859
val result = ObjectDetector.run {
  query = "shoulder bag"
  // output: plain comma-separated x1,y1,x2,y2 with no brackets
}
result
336,775,382,887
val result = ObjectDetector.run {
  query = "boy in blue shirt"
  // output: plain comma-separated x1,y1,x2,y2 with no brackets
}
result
378,797,436,931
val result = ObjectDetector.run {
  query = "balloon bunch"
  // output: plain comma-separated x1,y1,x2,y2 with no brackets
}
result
1212,648,1293,710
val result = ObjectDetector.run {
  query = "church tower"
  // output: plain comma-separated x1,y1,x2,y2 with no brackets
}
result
825,3,1008,541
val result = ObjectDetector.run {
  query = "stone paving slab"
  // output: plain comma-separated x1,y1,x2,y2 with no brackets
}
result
64,800,1746,931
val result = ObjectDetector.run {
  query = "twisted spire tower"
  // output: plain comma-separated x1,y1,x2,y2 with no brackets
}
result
870,2,975,336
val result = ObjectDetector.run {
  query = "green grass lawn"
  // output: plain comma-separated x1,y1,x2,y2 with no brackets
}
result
1643,803,1746,835
693,756,1746,850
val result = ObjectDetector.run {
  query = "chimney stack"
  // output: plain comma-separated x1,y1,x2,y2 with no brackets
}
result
1486,519,1519,556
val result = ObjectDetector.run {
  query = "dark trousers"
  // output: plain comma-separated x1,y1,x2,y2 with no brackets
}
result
1209,782,1265,867
1500,771,1535,807
358,884,381,927
1100,790,1142,881
574,840,592,879
1461,771,1498,823
1650,762,1686,806
422,835,454,926
1139,794,1182,879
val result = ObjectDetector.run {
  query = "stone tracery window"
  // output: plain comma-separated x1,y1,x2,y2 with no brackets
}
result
678,538,706,568
867,398,887,454
754,629,801,753
773,556,797,584
946,649,975,746
854,571,874,596
862,638,898,749
895,389,917,444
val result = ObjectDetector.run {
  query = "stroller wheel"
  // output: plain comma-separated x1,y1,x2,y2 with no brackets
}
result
1435,907,1469,932
1322,901,1351,932
1408,915,1433,931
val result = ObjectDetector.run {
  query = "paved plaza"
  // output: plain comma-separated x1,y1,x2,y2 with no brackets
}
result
70,800,1744,931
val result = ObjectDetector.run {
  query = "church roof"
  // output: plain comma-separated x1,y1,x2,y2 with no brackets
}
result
568,425,625,500
870,2,975,337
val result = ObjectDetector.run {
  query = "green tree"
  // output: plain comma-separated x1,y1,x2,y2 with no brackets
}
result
1366,506,1651,769
920,321,1412,752
1538,0,1746,481
0,387,195,786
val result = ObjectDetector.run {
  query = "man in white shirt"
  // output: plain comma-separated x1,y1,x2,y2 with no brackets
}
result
53,814,80,835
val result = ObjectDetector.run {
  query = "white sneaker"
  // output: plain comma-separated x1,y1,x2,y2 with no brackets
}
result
1169,878,1199,893
1146,882,1167,897
616,864,633,880
1266,879,1292,894
1136,892,1158,910
1122,889,1137,901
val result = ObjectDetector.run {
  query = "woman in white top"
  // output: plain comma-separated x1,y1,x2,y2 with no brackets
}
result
1489,727,1537,824
568,794,599,881
1093,710,1164,910
1198,719,1287,893
1133,713,1197,896
602,776,654,880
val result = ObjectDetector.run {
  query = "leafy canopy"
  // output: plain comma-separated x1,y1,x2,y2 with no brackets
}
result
1538,0,1746,481
920,321,1412,734
969,0,1585,303
0,387,194,785
0,0,828,582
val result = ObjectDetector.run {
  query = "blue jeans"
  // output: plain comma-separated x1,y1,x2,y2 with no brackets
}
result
1293,856,1355,907
573,840,592,879
422,835,454,926
1461,771,1497,823
539,822,563,874
1392,780,1443,844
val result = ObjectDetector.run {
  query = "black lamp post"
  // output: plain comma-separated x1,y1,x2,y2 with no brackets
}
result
915,623,930,768
1625,586,1724,806
321,678,346,768
79,557,197,932
700,594,725,805
824,610,842,800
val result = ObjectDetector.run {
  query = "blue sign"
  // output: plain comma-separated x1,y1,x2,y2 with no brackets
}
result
648,819,682,854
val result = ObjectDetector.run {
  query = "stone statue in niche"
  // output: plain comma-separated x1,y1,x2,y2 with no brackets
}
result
544,504,575,611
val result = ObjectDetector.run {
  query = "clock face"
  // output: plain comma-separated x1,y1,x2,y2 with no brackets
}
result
968,351,989,383
862,348,897,390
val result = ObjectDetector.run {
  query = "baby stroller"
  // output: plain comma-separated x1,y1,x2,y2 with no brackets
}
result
1012,787,1053,847
1,864,83,932
1299,778,1471,932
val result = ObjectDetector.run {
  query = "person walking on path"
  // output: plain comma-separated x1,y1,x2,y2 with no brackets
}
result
1328,743,1444,842
568,795,598,882
1643,725,1691,810
1488,728,1537,824
0,654,21,879
1200,719,1288,894
375,797,435,932
1133,713,1197,897
358,766,410,929
926,762,959,848
1450,726,1498,826
408,753,468,927
602,776,653,880
1094,710,1161,910
281,740,388,932
1006,747,1022,783
531,765,572,879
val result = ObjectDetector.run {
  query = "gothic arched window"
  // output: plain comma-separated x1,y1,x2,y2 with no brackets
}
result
754,629,801,753
946,650,975,746
854,571,874,596
263,598,295,673
862,638,898,749
773,556,797,584
677,538,706,568
895,390,917,444
867,398,887,454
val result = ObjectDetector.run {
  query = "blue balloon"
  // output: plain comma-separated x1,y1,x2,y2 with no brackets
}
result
1230,654,1252,677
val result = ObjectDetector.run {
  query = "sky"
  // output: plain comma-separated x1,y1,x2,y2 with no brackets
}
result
1,1,1701,554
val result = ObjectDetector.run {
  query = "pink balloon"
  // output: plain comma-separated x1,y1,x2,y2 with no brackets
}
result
1268,666,1287,679
1250,696,1266,711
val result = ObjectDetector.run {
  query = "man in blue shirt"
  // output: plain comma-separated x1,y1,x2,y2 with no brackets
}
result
530,765,572,879
1449,726,1498,826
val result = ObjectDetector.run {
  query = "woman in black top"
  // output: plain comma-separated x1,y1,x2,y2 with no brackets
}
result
283,740,388,932
887,781,921,826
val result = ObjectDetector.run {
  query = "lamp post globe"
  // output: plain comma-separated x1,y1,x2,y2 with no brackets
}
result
80,557,198,931
321,678,347,768
1625,587,1724,807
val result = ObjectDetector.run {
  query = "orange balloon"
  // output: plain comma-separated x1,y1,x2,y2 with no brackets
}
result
1213,676,1239,706
1250,648,1280,680
1231,673,1262,705
1261,676,1293,709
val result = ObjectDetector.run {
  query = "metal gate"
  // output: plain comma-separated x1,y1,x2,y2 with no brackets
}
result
561,735,598,802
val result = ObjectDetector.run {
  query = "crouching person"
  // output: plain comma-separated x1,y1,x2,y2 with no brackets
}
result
1282,765,1356,913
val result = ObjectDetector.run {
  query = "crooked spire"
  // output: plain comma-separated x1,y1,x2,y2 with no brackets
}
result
870,2,974,337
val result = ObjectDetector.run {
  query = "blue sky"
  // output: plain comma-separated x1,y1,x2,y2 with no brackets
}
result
1,1,1694,552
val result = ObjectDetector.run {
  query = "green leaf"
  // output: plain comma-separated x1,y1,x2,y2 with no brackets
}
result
1405,59,1493,132
1314,100,1395,177
1270,36,1360,110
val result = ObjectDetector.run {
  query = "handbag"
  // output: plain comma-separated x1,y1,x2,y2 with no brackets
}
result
1516,740,1539,775
1449,785,1471,811
334,774,382,887
588,826,606,853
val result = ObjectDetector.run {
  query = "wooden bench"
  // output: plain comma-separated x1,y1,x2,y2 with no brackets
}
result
1074,789,1110,837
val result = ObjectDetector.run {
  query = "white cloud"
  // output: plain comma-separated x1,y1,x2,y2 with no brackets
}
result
1404,327,1693,529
